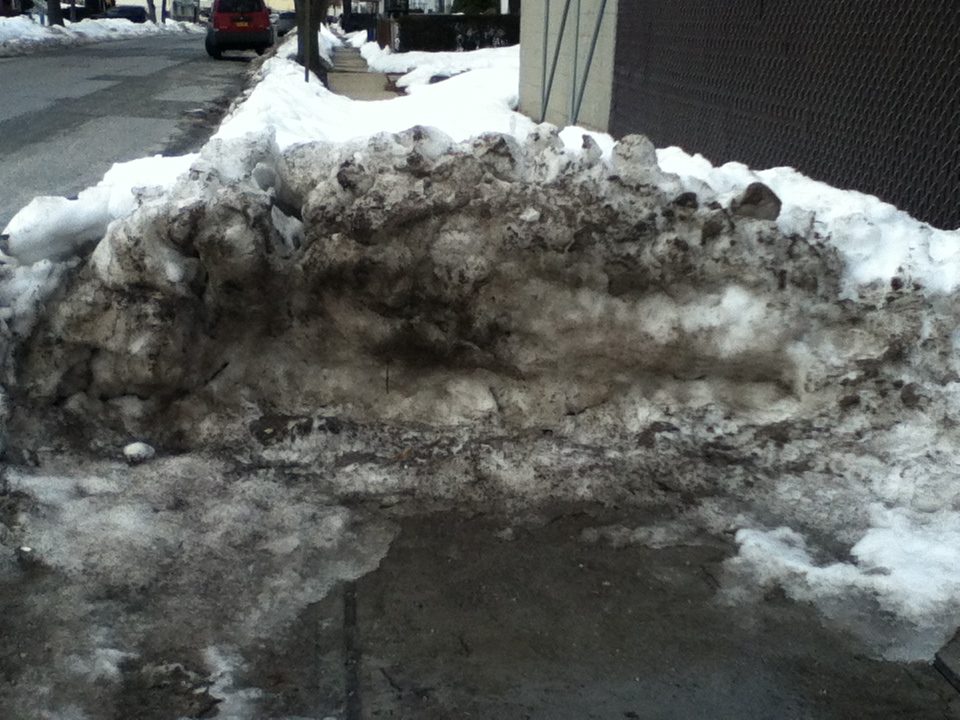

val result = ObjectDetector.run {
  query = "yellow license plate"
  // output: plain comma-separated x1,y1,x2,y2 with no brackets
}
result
235,21,249,27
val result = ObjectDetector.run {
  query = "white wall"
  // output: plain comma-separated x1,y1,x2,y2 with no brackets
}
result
518,0,619,132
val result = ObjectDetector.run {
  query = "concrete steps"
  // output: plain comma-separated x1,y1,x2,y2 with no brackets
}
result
331,46,371,73
326,45,402,101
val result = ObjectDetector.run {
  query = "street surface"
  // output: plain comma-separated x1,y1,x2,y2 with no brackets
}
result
244,508,960,720
0,33,251,229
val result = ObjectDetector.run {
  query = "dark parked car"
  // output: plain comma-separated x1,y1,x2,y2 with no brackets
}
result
205,0,273,59
95,5,149,22
274,10,295,36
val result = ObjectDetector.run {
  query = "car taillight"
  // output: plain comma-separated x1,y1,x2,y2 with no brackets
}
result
253,11,269,29
213,13,229,29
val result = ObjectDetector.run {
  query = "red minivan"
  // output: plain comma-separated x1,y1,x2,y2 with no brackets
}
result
205,0,274,59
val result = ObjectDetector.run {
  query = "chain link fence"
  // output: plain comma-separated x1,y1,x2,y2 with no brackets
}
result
611,0,960,230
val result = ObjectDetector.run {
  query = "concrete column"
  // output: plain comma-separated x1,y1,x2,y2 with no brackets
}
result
518,0,618,132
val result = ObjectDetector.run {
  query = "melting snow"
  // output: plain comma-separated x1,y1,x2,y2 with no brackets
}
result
2,23,960,668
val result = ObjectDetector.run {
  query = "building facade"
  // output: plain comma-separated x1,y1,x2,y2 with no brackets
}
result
519,1,960,229
518,0,618,132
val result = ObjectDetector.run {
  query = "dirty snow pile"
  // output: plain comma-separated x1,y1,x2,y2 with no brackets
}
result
0,13,203,56
3,36,960,718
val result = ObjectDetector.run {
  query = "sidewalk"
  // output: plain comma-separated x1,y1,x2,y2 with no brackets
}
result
326,45,402,101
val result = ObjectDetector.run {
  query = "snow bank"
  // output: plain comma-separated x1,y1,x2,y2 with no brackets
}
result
2,154,196,265
318,21,341,63
0,14,203,56
361,42,519,90
214,50,531,149
12,119,960,664
0,14,52,45
5,35,960,671
659,147,960,297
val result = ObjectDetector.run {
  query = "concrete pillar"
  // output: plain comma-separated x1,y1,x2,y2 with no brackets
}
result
518,0,618,132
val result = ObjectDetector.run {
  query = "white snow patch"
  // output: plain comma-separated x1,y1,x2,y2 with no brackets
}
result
3,154,195,265
362,42,518,91
0,15,203,55
123,441,156,464
344,29,367,48
731,506,960,659
317,22,341,64
205,646,261,720
215,52,533,150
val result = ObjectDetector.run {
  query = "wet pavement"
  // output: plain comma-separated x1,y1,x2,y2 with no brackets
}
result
247,510,960,720
1,455,958,719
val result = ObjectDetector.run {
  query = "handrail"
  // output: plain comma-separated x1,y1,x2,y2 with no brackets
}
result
539,0,573,123
539,2,550,118
570,0,581,121
303,0,311,82
572,0,609,124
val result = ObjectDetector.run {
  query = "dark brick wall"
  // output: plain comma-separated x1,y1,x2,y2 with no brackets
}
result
610,1,960,229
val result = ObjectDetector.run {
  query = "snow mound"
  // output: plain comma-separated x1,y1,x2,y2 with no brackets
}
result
361,43,519,90
2,154,196,265
6,125,960,665
4,40,960,671
215,51,529,150
0,15,203,56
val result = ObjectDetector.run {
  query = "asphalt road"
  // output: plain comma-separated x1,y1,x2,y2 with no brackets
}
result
0,33,253,230
248,509,960,720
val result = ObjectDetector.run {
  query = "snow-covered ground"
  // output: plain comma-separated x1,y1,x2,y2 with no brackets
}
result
7,28,955,296
3,20,960,682
0,13,203,56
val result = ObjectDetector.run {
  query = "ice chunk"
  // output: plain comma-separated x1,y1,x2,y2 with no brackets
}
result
123,442,156,465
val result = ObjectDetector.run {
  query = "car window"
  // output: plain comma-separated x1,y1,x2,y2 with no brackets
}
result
218,0,263,13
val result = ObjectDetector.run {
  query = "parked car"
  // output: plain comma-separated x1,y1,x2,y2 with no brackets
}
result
274,10,295,36
95,4,149,22
205,0,273,59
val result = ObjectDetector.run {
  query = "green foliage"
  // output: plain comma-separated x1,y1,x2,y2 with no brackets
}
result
451,0,497,14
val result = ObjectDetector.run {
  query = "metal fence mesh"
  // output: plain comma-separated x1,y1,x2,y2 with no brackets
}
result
611,0,960,230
